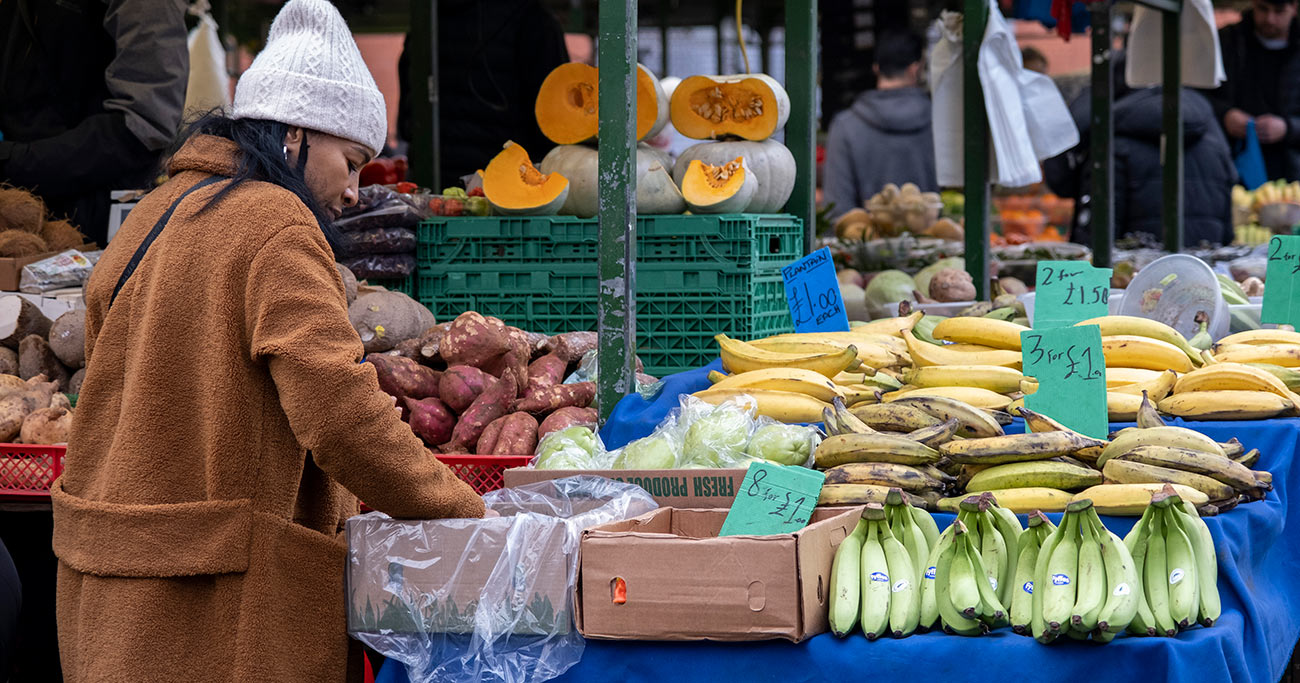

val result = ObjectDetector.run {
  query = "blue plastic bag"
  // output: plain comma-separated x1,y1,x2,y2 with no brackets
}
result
1235,120,1269,190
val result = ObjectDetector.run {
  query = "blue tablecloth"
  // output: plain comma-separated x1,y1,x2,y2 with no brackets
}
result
379,364,1300,683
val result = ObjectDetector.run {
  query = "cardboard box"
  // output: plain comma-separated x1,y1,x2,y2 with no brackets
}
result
346,514,572,636
504,467,747,508
575,506,863,642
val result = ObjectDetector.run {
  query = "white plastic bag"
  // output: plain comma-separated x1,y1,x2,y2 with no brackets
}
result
347,476,657,683
930,12,967,188
184,10,231,116
1126,0,1225,89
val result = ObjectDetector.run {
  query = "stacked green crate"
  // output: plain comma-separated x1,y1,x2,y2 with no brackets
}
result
416,214,800,376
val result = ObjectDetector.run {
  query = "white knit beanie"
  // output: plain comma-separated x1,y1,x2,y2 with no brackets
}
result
232,0,387,155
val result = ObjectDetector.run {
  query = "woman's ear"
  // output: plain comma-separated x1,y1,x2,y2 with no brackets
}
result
284,126,305,160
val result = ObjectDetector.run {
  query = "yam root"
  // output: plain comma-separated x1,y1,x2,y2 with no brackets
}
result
418,322,454,362
548,331,597,365
491,412,539,455
0,347,16,376
366,354,441,401
476,415,509,455
0,375,25,394
48,309,86,369
440,312,511,368
0,296,52,349
439,365,496,414
20,407,72,445
335,262,359,305
21,376,58,413
68,368,85,396
39,219,86,252
49,393,72,411
0,230,47,257
19,336,69,391
0,187,45,234
516,381,596,414
348,291,436,353
444,368,519,453
0,394,28,442
538,406,599,439
404,396,456,447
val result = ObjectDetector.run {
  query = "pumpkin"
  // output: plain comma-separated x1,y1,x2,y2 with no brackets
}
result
669,74,791,141
535,63,669,145
482,141,569,216
672,139,796,213
539,143,685,217
679,157,755,214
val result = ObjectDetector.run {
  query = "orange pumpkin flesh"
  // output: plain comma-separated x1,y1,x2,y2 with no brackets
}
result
680,157,755,214
669,74,790,141
534,63,666,144
482,141,569,215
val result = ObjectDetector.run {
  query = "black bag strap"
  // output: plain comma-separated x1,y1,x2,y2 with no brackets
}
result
110,175,227,309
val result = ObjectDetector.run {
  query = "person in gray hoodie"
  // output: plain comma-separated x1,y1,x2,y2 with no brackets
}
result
823,32,938,221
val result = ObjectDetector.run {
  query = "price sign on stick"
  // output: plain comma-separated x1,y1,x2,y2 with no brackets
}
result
783,247,850,333
1262,236,1300,327
719,461,825,537
1021,325,1109,439
1034,261,1113,329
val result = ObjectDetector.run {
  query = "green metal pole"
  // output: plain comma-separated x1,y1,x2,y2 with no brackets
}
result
1090,3,1114,268
1162,8,1185,251
596,0,638,421
963,0,990,299
786,0,818,249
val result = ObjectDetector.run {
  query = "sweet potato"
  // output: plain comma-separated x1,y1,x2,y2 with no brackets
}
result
439,365,496,414
20,406,71,444
476,415,509,455
491,412,539,455
348,291,436,353
443,368,518,453
391,338,423,362
440,312,511,368
538,406,599,439
0,347,16,376
48,309,85,369
527,354,567,388
418,322,454,362
367,353,441,400
19,335,69,391
404,396,455,447
516,381,596,414
68,368,85,396
548,331,597,365
524,331,552,359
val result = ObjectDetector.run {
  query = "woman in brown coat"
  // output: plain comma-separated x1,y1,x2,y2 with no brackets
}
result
51,1,485,680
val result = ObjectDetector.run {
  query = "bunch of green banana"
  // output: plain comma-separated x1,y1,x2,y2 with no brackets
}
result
920,493,1023,634
1098,422,1271,511
1010,512,1057,634
1122,486,1220,636
1029,499,1141,643
828,498,933,639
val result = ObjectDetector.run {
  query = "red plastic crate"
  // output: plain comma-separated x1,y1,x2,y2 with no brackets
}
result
0,444,66,500
436,455,533,495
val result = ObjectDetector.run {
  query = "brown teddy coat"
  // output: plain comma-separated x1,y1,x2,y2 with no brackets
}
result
52,134,485,682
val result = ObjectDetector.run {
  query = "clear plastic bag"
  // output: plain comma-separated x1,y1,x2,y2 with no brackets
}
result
340,253,416,280
337,227,417,257
677,395,759,468
532,427,612,470
347,476,657,683
336,187,425,232
19,250,97,293
608,411,683,469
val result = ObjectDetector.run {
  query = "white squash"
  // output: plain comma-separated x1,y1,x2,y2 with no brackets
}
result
673,139,796,213
540,143,684,217
638,64,671,141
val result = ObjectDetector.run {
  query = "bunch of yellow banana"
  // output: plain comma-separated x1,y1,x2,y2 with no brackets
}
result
1120,488,1220,636
1078,315,1205,370
1026,499,1143,643
828,494,939,639
920,493,1026,635
1208,328,1300,369
1156,362,1300,420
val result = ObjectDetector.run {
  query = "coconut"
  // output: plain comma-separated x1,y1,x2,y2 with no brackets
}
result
0,187,45,234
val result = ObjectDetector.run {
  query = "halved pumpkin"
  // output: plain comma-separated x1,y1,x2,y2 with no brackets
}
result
535,63,669,145
669,74,791,141
679,157,755,214
482,141,569,216
539,143,684,217
672,139,796,213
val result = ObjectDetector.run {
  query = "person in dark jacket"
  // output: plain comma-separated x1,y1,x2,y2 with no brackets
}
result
398,0,569,187
823,32,937,221
1045,83,1236,247
0,0,190,246
1208,0,1300,181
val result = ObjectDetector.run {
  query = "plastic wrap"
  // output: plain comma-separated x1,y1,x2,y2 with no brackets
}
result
677,395,759,468
608,410,683,469
532,427,611,470
340,253,416,280
19,250,98,293
337,227,417,257
335,200,424,232
347,476,657,683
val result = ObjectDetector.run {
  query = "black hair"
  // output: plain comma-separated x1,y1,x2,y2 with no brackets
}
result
169,110,342,251
1256,0,1299,8
874,32,924,79
1022,46,1047,67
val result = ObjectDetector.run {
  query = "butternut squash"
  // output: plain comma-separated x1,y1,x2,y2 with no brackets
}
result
534,63,669,145
539,143,685,217
679,157,755,214
669,74,791,141
481,141,569,216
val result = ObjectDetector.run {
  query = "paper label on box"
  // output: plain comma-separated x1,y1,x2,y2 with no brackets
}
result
718,461,825,537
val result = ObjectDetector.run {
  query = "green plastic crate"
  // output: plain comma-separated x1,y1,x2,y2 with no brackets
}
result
368,275,416,298
415,214,800,376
